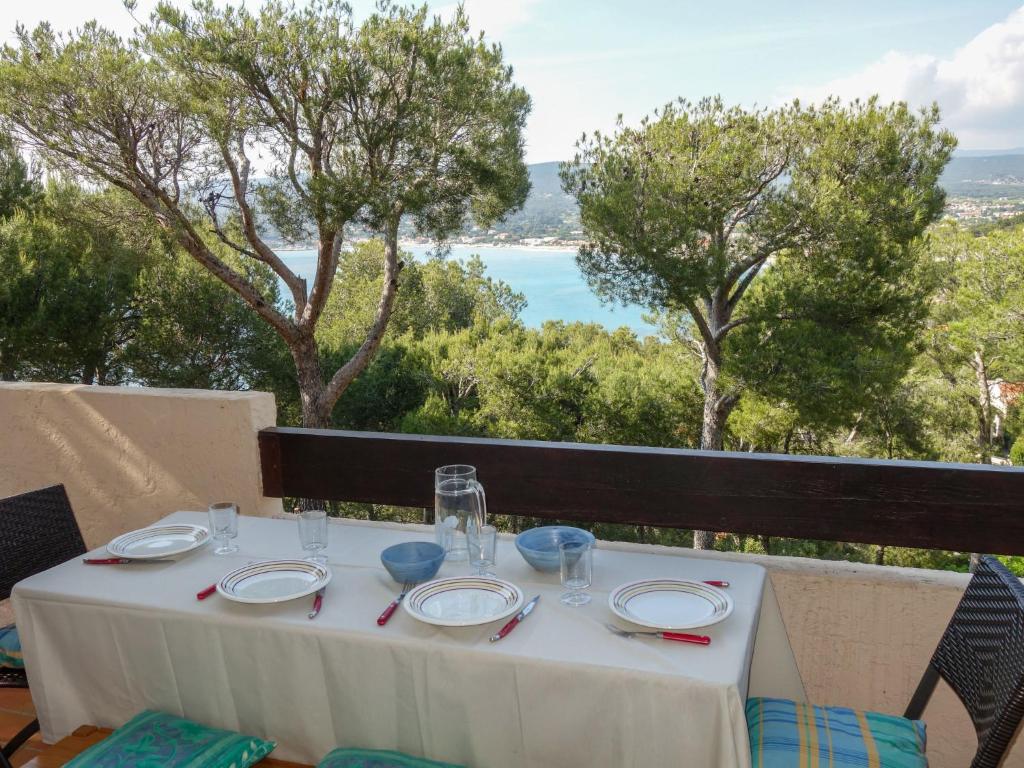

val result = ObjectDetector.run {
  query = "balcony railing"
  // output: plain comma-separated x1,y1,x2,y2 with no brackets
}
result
258,427,1024,556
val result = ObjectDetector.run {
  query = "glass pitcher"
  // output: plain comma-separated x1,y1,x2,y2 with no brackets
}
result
434,465,487,562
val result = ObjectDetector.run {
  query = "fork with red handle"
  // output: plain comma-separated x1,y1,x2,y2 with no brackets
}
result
605,623,711,645
377,582,414,625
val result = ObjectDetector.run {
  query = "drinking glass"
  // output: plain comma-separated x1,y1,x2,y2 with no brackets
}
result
298,509,328,564
467,524,497,576
559,540,592,606
208,502,239,555
434,465,487,562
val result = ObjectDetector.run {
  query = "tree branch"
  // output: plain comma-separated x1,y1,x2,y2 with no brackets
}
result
219,139,308,311
322,218,402,408
727,259,767,311
684,298,716,351
301,228,344,328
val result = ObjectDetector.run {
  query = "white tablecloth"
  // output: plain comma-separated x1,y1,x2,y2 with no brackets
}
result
13,512,804,767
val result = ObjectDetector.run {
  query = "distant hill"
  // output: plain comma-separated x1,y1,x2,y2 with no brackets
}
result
954,148,1024,157
462,161,580,242
264,154,1024,247
940,155,1024,198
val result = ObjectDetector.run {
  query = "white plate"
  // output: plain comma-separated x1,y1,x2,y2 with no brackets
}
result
609,579,734,630
107,524,210,560
403,576,524,627
217,559,331,604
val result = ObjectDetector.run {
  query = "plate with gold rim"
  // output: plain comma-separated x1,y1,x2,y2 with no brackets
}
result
403,576,524,627
608,579,733,630
217,559,331,604
106,524,210,560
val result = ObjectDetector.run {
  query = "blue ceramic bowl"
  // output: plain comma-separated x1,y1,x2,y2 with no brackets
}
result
515,526,596,572
380,541,445,584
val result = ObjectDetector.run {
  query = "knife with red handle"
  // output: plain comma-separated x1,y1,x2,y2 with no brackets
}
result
196,584,217,600
659,631,712,645
83,557,174,565
490,595,540,642
308,588,326,620
703,580,729,588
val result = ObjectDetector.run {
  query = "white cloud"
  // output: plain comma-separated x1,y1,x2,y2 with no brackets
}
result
786,5,1024,149
435,0,541,40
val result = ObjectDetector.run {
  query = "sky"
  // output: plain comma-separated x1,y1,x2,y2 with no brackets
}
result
3,1,1023,162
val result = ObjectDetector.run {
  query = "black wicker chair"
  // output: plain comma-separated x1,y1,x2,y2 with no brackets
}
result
0,484,87,768
904,555,1024,767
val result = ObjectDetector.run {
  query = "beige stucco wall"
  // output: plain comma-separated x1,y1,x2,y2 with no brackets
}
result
0,382,281,549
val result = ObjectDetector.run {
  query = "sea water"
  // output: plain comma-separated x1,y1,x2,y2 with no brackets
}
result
276,244,658,335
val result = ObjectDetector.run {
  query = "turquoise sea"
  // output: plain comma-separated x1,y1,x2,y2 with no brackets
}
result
277,244,658,335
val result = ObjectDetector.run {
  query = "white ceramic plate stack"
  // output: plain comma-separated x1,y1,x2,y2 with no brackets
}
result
608,579,733,630
403,576,524,627
107,524,211,560
217,560,332,604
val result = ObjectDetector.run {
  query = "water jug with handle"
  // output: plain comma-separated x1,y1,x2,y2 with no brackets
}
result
434,465,487,562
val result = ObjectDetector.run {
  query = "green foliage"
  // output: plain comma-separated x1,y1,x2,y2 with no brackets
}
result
125,252,290,392
1010,435,1024,466
0,130,37,220
398,321,703,445
922,222,1024,462
0,186,144,382
0,181,300,395
318,240,526,349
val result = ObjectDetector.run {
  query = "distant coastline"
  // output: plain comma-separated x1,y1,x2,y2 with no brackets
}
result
273,238,584,254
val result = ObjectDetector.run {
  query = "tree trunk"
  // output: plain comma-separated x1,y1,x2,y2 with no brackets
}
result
972,350,993,464
692,346,724,548
968,351,990,571
289,336,331,511
694,334,731,550
290,333,331,430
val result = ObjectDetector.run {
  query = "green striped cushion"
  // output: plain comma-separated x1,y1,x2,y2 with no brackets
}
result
317,748,464,768
64,710,275,768
0,624,23,669
747,697,926,768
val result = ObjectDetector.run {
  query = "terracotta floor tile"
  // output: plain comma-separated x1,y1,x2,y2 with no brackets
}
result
0,688,36,715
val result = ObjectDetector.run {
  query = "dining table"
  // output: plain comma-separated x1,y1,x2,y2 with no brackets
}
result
12,511,805,768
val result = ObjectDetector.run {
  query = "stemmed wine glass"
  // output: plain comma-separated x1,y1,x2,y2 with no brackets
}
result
298,509,328,564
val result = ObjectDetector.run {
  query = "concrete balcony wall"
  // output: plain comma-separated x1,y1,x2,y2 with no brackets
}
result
0,382,282,549
1,383,1020,767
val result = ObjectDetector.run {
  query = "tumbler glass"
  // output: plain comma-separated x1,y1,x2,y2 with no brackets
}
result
467,524,497,577
559,540,592,606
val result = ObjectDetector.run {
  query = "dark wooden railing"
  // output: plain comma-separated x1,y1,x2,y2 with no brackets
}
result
258,427,1024,556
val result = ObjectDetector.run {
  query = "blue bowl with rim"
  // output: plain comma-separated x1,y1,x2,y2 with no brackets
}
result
380,541,446,584
515,526,596,572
